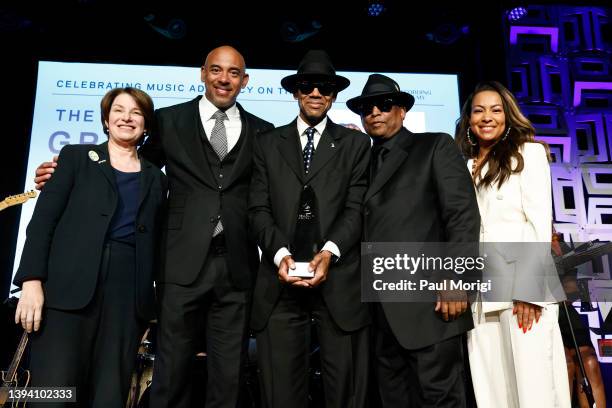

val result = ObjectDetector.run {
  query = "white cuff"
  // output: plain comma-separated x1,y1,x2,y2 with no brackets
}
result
274,247,292,267
321,241,340,258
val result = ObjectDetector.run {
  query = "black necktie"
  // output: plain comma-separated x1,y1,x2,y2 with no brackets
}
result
303,127,316,174
371,144,387,180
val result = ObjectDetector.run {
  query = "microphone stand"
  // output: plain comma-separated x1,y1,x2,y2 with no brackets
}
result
563,236,596,407
561,301,595,407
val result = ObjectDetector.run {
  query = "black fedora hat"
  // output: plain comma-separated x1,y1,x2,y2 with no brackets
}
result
346,74,415,114
281,50,350,93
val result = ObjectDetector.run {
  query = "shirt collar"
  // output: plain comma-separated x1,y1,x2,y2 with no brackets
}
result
297,115,328,137
372,127,403,150
199,95,239,121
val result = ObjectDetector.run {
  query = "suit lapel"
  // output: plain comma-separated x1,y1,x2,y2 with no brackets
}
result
177,97,217,189
305,121,340,183
225,103,251,187
473,161,491,228
277,120,305,183
365,129,414,202
92,142,117,192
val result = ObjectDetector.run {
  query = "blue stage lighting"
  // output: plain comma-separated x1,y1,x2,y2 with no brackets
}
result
368,2,385,17
507,6,528,22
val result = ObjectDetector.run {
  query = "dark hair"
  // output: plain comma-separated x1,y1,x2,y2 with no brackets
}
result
100,87,154,145
455,81,550,189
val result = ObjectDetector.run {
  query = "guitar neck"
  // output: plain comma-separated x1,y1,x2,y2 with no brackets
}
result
2,332,28,386
0,191,37,212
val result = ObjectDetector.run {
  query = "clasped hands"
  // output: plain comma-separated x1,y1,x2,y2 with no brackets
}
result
435,289,468,321
513,300,542,333
278,251,332,288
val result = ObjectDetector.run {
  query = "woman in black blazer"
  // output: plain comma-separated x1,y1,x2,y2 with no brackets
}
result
13,87,167,407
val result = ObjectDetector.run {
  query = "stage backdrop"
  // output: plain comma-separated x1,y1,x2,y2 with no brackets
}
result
503,4,612,390
9,61,460,292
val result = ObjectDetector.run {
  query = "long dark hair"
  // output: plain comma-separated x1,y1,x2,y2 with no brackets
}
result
455,81,550,189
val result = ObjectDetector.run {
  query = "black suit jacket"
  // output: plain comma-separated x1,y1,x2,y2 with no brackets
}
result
14,142,167,320
249,119,371,332
139,96,273,288
364,128,480,349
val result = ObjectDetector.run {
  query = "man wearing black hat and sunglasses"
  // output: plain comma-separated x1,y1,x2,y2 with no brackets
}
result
249,50,370,408
347,74,480,407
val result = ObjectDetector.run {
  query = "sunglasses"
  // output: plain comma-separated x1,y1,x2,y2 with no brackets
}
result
356,98,398,116
296,81,336,96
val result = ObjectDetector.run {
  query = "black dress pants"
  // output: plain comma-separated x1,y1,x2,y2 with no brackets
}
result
150,242,249,408
28,240,145,408
374,304,467,408
256,287,369,408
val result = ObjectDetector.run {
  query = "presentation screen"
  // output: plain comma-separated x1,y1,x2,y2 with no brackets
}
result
10,61,460,291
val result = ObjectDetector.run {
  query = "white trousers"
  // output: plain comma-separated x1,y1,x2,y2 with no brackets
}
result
467,303,571,408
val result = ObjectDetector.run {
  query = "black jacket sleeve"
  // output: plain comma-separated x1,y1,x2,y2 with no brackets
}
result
14,145,78,285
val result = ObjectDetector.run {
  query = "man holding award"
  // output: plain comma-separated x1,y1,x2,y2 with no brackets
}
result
248,50,371,408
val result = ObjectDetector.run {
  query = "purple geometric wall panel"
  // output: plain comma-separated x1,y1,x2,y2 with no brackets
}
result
559,7,597,51
506,5,612,235
510,26,559,53
582,164,612,195
571,56,611,79
509,4,612,369
568,114,608,163
539,56,571,105
558,7,609,52
573,81,612,109
591,7,610,51
506,3,612,372
535,135,571,163
509,60,540,102
521,105,567,134
550,164,587,225
509,64,529,100
606,115,612,160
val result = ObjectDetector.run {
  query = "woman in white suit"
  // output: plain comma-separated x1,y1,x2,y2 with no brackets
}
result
456,81,570,408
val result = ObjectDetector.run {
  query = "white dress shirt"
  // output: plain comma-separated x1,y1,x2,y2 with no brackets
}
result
273,115,340,267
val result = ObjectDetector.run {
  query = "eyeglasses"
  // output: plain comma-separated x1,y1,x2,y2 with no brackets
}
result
296,81,336,97
356,98,397,116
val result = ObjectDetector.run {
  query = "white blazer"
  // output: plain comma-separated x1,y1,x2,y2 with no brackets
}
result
468,143,564,311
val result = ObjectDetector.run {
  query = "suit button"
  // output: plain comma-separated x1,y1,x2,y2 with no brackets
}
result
210,217,215,223
365,209,370,216
218,185,222,190
137,225,147,233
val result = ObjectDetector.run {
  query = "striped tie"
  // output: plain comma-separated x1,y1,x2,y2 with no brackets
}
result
210,110,228,236
210,110,228,160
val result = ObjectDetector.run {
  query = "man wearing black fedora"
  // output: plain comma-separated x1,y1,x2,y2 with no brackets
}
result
347,74,480,407
249,50,370,408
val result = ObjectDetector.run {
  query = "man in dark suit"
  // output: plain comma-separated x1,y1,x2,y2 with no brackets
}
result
34,45,273,408
346,74,480,407
248,50,370,408
140,46,273,408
